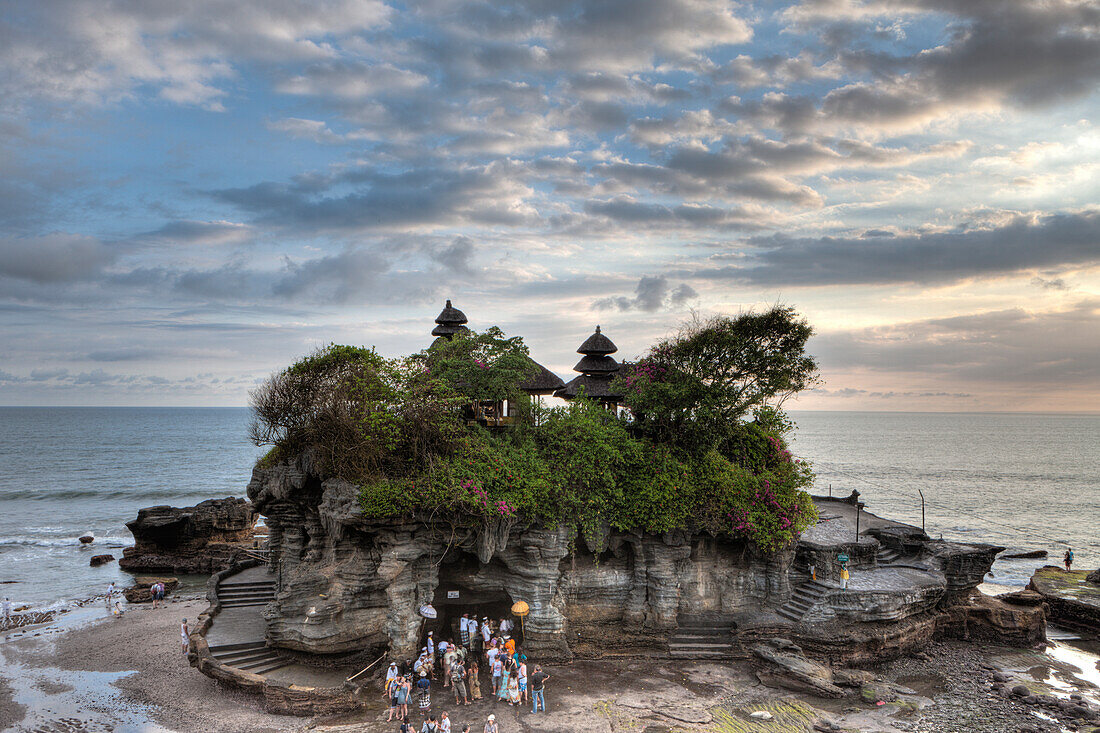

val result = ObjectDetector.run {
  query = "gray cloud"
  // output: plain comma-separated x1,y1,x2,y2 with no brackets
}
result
700,210,1100,286
0,235,117,284
595,275,699,312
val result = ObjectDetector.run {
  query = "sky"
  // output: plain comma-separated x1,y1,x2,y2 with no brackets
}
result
1,0,1099,410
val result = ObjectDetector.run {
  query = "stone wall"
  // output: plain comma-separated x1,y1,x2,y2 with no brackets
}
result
120,497,259,574
248,453,795,661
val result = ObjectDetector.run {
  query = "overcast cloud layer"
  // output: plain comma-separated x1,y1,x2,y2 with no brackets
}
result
1,0,1099,410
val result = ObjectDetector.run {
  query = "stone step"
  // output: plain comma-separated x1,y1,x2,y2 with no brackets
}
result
220,599,273,608
218,585,275,594
217,591,276,600
669,641,734,651
213,649,277,666
776,607,803,622
672,631,732,641
208,641,267,654
786,600,813,612
669,649,732,659
237,653,283,671
249,658,294,675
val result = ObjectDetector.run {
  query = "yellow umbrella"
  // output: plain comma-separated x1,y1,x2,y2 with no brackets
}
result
511,600,530,640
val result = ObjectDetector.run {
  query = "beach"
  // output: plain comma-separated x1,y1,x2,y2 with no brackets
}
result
3,591,1099,732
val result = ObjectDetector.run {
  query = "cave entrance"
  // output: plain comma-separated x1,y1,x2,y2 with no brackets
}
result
421,554,524,651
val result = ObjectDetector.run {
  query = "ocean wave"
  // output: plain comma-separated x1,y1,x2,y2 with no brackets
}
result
0,536,131,548
0,487,239,501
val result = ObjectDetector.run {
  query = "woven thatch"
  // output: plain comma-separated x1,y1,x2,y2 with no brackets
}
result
554,374,622,400
519,358,565,395
573,354,619,375
577,325,617,355
432,299,470,338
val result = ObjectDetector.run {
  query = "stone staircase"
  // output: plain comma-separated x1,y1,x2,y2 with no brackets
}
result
877,547,903,565
668,614,737,659
207,641,291,675
217,578,276,608
775,580,829,623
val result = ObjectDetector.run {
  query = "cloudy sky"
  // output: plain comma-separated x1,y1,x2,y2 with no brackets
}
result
2,0,1099,410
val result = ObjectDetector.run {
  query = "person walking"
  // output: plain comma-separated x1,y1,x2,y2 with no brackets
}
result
180,618,189,656
439,711,451,733
468,659,482,701
490,653,503,699
417,671,431,716
840,565,849,590
495,665,510,703
450,657,469,706
506,671,520,706
397,676,411,720
1065,548,1075,571
518,658,528,704
483,714,498,733
529,665,549,713
106,582,115,608
386,674,402,722
2,597,11,622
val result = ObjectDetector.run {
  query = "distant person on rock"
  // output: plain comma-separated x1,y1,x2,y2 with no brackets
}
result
529,665,549,713
1065,548,1074,571
2,597,10,622
840,566,850,590
180,618,189,655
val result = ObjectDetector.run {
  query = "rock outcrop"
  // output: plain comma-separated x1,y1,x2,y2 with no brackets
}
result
249,452,794,661
119,497,259,574
89,554,115,566
1028,566,1100,632
124,576,180,603
752,638,845,697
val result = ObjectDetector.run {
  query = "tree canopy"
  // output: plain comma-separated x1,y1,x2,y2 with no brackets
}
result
249,309,820,551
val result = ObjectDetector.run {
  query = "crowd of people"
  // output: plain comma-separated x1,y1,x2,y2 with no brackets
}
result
383,614,551,732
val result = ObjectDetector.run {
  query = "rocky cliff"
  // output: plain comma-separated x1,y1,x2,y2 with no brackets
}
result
120,497,259,574
248,452,794,661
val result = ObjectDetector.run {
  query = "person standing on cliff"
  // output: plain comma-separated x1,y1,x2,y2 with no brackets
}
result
1065,548,1074,571
840,565,850,590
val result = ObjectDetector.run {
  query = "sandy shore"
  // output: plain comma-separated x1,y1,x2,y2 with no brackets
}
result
2,595,1099,733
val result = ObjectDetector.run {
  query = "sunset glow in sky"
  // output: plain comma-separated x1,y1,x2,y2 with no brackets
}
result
2,0,1099,410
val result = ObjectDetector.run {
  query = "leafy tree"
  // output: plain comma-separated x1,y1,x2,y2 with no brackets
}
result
615,306,819,452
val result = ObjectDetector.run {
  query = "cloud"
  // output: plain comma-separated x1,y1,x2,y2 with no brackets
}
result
701,209,1100,286
595,275,699,312
139,220,252,246
813,299,1100,388
0,234,116,284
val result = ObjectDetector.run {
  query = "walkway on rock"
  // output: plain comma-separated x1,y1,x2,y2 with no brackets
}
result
204,565,354,687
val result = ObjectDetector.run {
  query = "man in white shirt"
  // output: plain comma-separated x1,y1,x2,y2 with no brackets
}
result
480,618,491,644
2,597,11,622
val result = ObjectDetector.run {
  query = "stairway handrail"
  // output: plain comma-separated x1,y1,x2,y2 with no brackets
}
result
346,653,387,683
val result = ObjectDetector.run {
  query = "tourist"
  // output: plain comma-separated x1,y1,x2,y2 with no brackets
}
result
420,713,439,732
387,673,402,722
150,581,162,609
503,635,515,659
486,642,499,673
2,597,11,622
450,656,469,705
417,671,431,715
468,659,482,701
400,716,413,733
840,565,849,590
439,710,451,733
397,676,411,719
506,670,520,705
499,616,512,637
427,632,436,675
180,618,189,656
480,617,492,647
461,725,470,733
518,658,527,703
460,613,471,646
112,600,125,617
1065,548,1074,571
106,582,115,608
529,665,549,713
490,651,503,698
484,714,498,733
387,661,400,699
809,563,816,581
495,663,510,703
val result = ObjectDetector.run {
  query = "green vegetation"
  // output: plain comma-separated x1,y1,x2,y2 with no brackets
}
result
249,308,819,551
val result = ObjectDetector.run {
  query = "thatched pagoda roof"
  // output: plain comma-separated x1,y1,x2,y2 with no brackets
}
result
572,354,620,375
577,325,617,356
554,374,622,401
431,299,470,339
519,358,565,395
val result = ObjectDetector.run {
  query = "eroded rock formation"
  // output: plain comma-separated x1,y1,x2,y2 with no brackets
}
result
120,497,259,574
249,452,794,661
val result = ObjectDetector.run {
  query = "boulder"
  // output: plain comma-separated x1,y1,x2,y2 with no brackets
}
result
119,497,259,574
79,535,94,544
751,638,846,698
89,554,114,567
1001,549,1047,559
1087,568,1100,584
124,576,180,603
1027,567,1100,632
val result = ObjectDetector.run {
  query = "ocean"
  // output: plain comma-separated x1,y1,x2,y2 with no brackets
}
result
0,407,1095,608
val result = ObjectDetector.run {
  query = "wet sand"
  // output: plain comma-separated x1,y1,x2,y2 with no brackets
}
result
2,595,1099,733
